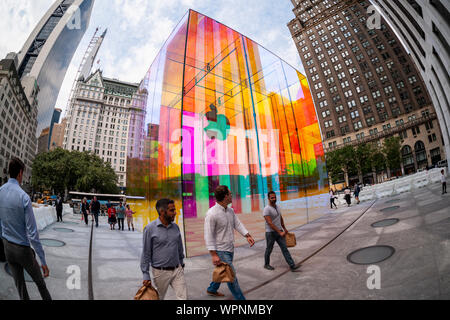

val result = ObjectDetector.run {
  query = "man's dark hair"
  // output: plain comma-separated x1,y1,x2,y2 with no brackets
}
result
214,185,230,202
156,199,174,215
268,191,276,198
8,157,25,179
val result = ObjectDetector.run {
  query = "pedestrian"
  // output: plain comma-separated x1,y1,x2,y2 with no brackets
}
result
204,185,255,300
107,205,117,230
354,184,361,204
55,195,63,222
263,191,300,271
329,189,338,209
90,196,101,228
140,199,187,300
126,204,136,231
344,186,352,207
81,197,89,226
116,201,125,231
0,157,52,300
441,169,447,194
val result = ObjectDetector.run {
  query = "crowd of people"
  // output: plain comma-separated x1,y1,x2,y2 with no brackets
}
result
2,155,447,301
140,185,300,301
80,197,136,231
329,184,362,209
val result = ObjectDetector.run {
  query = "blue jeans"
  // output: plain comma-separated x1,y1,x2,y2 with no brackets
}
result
265,232,295,268
207,251,245,300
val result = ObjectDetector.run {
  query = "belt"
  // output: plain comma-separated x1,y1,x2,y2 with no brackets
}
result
153,265,181,271
5,239,31,249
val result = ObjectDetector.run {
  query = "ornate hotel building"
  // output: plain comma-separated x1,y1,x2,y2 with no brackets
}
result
62,70,143,189
288,0,446,177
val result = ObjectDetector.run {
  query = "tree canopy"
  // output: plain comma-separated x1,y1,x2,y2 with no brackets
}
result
325,137,402,184
31,148,119,196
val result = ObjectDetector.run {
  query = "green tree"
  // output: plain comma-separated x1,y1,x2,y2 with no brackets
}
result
32,148,119,197
382,136,402,177
354,142,379,184
325,145,356,186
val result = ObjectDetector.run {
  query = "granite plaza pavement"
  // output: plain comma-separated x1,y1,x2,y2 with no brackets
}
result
0,181,449,300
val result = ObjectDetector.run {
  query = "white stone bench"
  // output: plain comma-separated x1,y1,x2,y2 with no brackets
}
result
412,175,429,189
393,180,412,194
33,203,71,231
374,182,395,198
359,188,375,202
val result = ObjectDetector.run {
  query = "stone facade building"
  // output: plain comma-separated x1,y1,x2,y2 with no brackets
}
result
372,0,450,167
287,0,446,182
63,70,143,189
0,58,38,188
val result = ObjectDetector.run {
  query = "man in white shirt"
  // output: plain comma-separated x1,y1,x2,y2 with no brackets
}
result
441,169,447,194
204,185,255,300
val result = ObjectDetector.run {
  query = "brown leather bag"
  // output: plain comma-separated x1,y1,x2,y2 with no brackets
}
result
212,262,235,283
134,283,159,300
285,232,297,248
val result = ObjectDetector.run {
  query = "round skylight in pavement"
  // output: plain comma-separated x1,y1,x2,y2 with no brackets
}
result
40,239,66,247
371,218,400,228
53,227,74,233
62,221,79,225
385,199,400,204
347,245,395,265
5,263,33,282
380,206,400,213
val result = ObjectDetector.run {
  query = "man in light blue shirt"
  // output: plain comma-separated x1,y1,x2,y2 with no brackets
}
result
0,158,52,300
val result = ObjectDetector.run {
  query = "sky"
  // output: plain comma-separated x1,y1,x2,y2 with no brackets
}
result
0,0,303,119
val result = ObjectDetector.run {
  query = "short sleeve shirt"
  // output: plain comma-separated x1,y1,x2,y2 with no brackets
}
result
263,205,283,232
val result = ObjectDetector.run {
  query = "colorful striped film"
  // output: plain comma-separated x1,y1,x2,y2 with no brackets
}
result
126,10,329,257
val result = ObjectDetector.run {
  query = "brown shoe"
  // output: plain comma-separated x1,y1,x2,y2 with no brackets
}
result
207,290,225,297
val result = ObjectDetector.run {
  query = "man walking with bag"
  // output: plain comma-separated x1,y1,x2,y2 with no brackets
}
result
263,191,300,272
204,185,255,300
0,158,52,300
140,199,187,300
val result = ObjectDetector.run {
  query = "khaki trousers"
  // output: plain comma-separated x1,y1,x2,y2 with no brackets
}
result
152,265,187,300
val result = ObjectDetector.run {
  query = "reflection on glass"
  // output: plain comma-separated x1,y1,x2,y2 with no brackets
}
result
127,10,329,257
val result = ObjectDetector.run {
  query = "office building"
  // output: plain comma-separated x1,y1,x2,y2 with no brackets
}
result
288,0,445,181
17,0,95,138
372,0,450,167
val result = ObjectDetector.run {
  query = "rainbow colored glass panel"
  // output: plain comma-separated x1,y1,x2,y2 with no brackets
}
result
127,10,329,257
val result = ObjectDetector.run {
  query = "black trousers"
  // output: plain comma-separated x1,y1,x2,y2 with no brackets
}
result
345,194,351,205
82,212,89,225
443,182,447,194
56,209,63,222
93,212,99,227
117,218,124,230
0,237,6,262
330,198,337,208
2,239,52,300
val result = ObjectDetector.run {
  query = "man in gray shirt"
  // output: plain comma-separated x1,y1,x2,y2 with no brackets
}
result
140,198,186,300
263,191,299,272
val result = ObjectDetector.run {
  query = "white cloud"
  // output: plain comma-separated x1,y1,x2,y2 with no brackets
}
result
1,0,301,118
